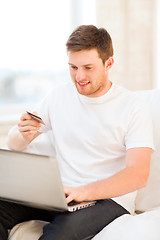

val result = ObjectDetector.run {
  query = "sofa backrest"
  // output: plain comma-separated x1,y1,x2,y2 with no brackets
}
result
135,89,160,212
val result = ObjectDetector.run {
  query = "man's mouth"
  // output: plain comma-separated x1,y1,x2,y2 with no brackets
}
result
77,81,90,86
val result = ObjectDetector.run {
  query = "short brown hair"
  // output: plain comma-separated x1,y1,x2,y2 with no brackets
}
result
66,25,114,64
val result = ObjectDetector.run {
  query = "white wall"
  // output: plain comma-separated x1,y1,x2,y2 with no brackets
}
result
156,0,160,88
96,0,157,91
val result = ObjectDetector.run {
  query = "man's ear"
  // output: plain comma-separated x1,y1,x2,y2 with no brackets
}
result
105,57,114,70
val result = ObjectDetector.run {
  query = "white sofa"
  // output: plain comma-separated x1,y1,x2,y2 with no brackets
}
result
8,89,160,240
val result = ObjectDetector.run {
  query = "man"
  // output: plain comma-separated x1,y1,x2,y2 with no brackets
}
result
3,25,154,240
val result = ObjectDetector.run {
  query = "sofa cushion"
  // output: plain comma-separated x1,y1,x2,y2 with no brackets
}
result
135,89,160,212
93,206,160,240
8,220,47,240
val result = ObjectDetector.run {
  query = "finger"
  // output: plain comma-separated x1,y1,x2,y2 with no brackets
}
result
63,185,75,204
21,112,41,123
18,120,41,128
66,194,73,204
32,111,38,115
18,125,40,133
64,186,71,202
20,112,32,121
22,130,38,136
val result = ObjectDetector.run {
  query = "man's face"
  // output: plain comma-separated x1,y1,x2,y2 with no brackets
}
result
68,49,112,97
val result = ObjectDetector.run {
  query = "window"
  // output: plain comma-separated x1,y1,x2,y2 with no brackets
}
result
0,0,71,110
0,0,96,110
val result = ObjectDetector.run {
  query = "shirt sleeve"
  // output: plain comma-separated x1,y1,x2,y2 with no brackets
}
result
125,98,155,151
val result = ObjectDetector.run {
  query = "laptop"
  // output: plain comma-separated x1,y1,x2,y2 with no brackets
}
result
0,149,96,212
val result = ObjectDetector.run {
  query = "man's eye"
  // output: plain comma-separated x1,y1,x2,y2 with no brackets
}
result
71,66,77,70
86,67,92,70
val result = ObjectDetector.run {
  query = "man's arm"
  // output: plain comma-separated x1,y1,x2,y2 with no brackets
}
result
64,147,152,203
7,112,42,151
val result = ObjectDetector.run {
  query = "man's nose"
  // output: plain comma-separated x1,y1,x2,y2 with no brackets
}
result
76,69,86,81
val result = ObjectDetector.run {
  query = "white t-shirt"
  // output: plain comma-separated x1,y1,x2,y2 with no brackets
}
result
37,82,154,214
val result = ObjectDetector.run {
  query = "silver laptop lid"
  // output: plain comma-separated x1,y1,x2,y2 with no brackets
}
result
0,149,68,212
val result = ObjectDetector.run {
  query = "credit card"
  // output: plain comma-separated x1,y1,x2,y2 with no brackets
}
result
26,111,45,125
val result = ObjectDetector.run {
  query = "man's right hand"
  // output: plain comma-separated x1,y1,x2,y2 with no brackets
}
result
17,112,41,143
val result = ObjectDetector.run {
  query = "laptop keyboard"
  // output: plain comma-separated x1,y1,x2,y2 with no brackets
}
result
68,200,79,206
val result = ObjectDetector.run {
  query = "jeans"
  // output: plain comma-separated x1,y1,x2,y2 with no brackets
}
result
0,199,129,240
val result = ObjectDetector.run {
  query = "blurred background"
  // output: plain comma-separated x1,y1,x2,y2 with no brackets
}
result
0,0,159,147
